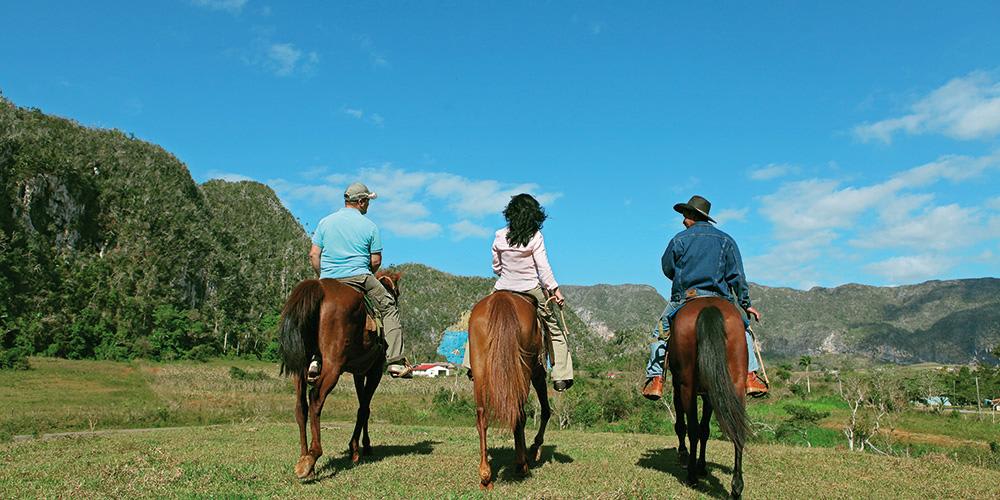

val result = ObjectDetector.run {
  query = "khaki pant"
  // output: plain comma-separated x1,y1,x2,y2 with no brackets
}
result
462,286,574,382
336,274,406,364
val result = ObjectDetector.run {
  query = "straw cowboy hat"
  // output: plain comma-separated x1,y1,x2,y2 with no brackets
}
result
673,195,716,223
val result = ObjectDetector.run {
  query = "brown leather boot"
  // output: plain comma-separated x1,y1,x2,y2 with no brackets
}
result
642,376,663,401
746,372,769,398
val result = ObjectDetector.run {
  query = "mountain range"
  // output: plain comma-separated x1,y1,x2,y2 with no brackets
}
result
1,96,996,367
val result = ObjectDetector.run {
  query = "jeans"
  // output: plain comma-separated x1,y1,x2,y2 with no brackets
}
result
645,300,759,379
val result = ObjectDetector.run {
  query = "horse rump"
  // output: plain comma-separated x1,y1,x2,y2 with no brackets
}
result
477,293,532,429
278,279,325,376
695,305,750,449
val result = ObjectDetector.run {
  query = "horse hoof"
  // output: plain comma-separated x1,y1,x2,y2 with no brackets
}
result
294,455,316,479
480,481,494,491
529,445,541,464
351,452,361,465
517,462,529,476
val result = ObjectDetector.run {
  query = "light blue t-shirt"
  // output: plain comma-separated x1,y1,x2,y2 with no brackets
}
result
311,208,383,279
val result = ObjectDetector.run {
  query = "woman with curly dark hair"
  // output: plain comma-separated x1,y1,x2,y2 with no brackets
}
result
462,193,574,391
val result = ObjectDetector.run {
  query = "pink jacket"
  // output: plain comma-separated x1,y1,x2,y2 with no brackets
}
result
492,228,559,292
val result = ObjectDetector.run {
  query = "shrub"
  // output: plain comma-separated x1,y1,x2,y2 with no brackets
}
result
432,387,474,417
229,366,269,381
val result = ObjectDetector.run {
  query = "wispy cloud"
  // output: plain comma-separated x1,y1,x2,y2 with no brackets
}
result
269,165,561,239
356,35,388,68
748,163,798,181
451,220,491,241
342,107,385,127
854,71,1000,143
264,43,318,77
865,255,956,284
713,208,748,225
191,0,247,14
747,151,1000,286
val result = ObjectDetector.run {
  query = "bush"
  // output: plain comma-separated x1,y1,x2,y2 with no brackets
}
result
432,387,474,417
0,347,30,370
229,366,269,381
186,344,215,362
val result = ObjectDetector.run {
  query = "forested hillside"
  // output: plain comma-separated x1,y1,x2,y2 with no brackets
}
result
0,98,311,365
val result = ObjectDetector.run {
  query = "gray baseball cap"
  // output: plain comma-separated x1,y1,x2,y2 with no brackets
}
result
344,182,378,202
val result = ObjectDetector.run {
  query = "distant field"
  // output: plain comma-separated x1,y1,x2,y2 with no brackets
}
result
3,422,999,498
3,356,998,488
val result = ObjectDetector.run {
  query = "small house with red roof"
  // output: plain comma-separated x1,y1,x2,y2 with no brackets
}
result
412,362,453,378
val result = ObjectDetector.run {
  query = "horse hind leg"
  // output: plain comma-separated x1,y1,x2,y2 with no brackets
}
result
362,365,383,456
684,394,700,486
350,373,368,464
698,396,713,477
304,364,342,476
673,385,689,467
476,404,493,490
293,374,314,479
514,412,529,476
528,366,550,464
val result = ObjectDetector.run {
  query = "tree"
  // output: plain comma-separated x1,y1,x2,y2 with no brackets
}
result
799,355,813,394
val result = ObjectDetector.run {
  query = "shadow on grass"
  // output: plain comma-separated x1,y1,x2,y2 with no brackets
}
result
310,440,441,481
637,447,731,499
490,445,574,483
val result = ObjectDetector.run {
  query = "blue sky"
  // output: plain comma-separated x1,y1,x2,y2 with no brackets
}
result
3,1,999,295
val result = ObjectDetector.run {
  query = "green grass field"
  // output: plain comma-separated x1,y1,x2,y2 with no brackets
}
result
4,422,1000,498
2,358,999,497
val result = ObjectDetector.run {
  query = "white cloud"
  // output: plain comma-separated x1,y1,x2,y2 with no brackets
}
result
206,170,254,182
865,255,955,284
266,43,315,77
382,220,442,239
191,0,247,14
749,163,798,181
342,107,385,127
357,35,389,68
450,220,491,241
713,208,748,225
852,204,985,251
985,196,1000,211
749,151,1000,287
854,71,1000,143
268,165,561,239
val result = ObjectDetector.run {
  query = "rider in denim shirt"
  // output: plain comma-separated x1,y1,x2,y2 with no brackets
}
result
642,195,769,400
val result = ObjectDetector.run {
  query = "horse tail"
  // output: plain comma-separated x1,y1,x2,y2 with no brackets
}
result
278,279,325,377
482,293,531,429
696,305,749,450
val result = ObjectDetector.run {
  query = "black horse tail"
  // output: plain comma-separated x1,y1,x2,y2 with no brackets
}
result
483,293,532,429
696,305,750,450
278,279,325,377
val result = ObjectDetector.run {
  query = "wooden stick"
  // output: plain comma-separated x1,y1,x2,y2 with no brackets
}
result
748,324,770,386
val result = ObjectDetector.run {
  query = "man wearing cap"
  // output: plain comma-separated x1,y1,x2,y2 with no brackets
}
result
306,182,410,381
642,195,769,400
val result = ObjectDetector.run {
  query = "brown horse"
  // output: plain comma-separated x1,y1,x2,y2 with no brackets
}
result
468,291,552,490
668,296,750,499
277,271,401,479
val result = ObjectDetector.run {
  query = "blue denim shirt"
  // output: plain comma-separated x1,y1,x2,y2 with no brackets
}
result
661,221,752,309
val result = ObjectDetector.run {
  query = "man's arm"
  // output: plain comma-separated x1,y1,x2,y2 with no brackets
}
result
309,244,322,276
661,238,676,280
723,237,752,310
370,252,382,273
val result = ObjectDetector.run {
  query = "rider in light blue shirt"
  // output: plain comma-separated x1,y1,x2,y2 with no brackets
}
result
312,207,382,279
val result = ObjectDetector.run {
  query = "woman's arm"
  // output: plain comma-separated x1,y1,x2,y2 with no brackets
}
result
532,232,559,291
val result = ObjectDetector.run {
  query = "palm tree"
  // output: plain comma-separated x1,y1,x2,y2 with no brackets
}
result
799,355,813,394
